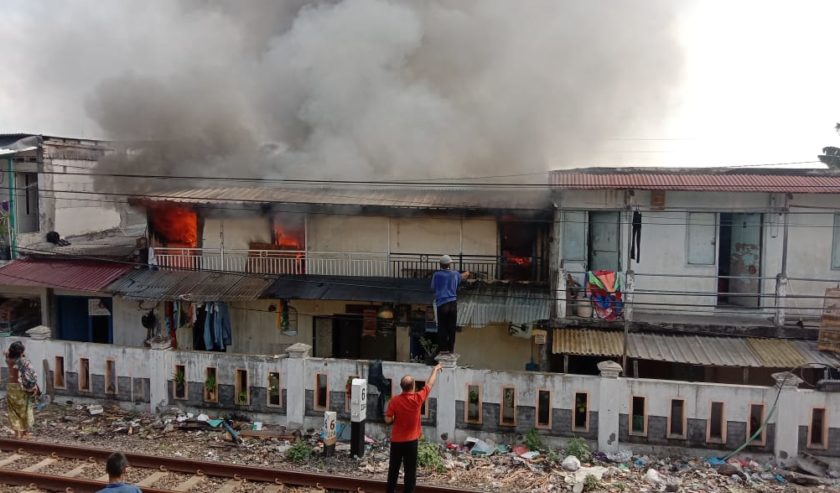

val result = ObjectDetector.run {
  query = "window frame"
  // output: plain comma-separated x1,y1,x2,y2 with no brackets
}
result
748,403,766,446
686,212,717,266
562,210,587,261
79,358,91,393
707,401,727,444
573,391,590,432
535,389,552,430
172,364,187,400
415,380,431,418
203,367,219,403
105,359,117,395
267,371,282,408
465,384,483,424
667,398,687,439
629,395,647,437
808,407,828,449
314,373,329,411
54,356,66,389
234,369,250,406
499,386,517,427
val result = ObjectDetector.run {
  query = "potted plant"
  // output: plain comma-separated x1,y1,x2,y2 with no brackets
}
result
204,374,217,402
238,390,249,406
173,369,186,399
268,374,281,406
468,388,480,421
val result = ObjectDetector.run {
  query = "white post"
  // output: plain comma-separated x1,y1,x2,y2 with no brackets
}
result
597,360,623,453
148,345,171,413
772,371,803,465
774,275,788,327
435,353,459,443
286,343,311,430
556,269,567,318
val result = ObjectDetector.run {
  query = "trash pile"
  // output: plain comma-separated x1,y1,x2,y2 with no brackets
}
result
21,402,840,492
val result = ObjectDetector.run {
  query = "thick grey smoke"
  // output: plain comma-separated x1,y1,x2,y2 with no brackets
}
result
8,0,685,186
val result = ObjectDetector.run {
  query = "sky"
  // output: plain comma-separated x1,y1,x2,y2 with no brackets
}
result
1,0,839,175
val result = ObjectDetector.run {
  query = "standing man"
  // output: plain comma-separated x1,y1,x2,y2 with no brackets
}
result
385,363,443,493
431,255,469,355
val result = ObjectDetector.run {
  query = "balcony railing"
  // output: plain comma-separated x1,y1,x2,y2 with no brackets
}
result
152,248,547,282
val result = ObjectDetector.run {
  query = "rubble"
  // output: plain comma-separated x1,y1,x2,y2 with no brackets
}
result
18,402,840,492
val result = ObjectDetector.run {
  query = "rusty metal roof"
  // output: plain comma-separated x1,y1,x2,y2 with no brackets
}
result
131,186,551,211
552,329,840,368
457,284,551,328
107,269,274,302
0,259,131,293
550,167,840,193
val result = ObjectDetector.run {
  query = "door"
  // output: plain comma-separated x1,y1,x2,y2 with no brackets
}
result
720,213,762,308
588,211,620,271
333,316,362,359
57,296,113,343
313,317,333,358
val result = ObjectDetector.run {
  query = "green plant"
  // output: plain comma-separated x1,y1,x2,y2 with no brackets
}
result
583,474,599,492
565,437,591,461
545,447,561,464
468,390,479,404
417,440,444,472
524,428,544,451
204,374,216,393
286,440,312,462
173,370,185,385
419,337,438,359
237,390,248,404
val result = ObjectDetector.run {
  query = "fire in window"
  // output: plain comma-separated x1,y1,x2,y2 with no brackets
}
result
499,220,548,282
148,206,198,247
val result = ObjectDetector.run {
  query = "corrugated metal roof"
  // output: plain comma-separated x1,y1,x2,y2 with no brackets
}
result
107,269,273,302
132,186,551,211
457,284,551,328
265,275,431,304
551,329,840,368
0,259,130,293
747,338,807,368
550,167,840,193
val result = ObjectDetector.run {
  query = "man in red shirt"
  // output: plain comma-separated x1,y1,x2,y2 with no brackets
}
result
384,363,443,493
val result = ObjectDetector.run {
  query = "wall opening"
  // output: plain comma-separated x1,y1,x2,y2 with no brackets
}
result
573,392,589,431
500,387,516,426
79,358,91,392
717,213,762,308
809,408,827,448
315,373,329,410
748,404,765,445
204,367,218,403
536,390,551,429
235,369,249,406
466,384,482,424
630,396,646,436
105,359,116,395
173,364,186,400
268,371,281,407
54,356,65,389
588,211,620,271
669,399,686,438
415,380,430,417
708,401,726,443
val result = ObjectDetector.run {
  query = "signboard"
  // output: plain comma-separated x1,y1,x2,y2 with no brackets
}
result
350,378,367,423
88,299,111,317
323,411,337,447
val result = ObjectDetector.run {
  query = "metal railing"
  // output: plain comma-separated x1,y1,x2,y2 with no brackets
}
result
153,247,547,281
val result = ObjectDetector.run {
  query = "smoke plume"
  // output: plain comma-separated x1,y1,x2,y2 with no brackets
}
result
7,0,685,187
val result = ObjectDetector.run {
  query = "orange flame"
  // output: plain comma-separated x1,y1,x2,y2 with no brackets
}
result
149,206,198,247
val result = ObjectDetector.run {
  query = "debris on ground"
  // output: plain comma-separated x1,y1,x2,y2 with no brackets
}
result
17,402,840,492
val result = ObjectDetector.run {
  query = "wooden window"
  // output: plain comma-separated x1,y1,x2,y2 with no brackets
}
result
79,358,91,392
235,369,249,406
708,401,726,443
105,359,117,395
630,396,647,436
562,211,586,261
573,392,589,432
748,404,766,445
809,408,828,449
54,356,65,389
315,373,329,410
415,380,430,418
536,390,551,429
344,376,358,412
465,384,482,424
204,367,218,403
500,387,516,426
267,371,281,407
687,212,716,265
173,364,186,400
668,399,686,438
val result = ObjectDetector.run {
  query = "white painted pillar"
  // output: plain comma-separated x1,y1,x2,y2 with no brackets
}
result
435,352,459,443
597,360,623,453
623,271,635,322
556,269,567,319
148,344,171,413
286,343,311,430
772,371,803,465
774,275,788,327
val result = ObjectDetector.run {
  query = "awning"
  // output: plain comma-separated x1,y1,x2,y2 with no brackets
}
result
552,329,840,368
458,283,551,328
107,269,273,302
0,259,131,293
264,275,431,304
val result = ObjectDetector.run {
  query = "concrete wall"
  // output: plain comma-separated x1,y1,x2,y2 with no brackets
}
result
7,338,840,461
203,216,272,250
456,324,533,372
112,297,151,348
556,189,840,320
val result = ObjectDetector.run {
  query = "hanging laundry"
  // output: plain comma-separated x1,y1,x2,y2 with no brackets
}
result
630,211,642,262
203,302,232,351
586,270,624,320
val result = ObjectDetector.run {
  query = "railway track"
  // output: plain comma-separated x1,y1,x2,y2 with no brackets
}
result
0,438,477,493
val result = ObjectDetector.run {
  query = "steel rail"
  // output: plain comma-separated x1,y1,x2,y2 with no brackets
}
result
0,438,477,493
0,468,174,493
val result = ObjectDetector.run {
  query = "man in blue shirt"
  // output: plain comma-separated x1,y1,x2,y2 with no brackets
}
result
431,255,469,355
97,452,142,492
